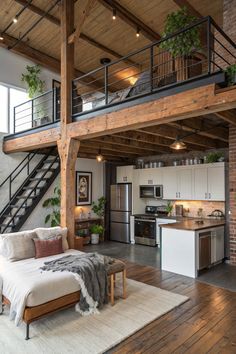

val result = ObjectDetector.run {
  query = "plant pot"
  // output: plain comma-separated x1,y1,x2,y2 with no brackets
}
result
91,233,99,244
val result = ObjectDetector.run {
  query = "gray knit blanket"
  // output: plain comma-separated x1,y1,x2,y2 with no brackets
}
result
40,253,114,316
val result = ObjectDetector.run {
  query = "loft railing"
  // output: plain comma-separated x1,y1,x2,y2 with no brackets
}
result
13,87,60,134
72,16,236,117
12,16,236,134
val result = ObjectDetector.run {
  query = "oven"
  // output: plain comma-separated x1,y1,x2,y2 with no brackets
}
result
134,217,156,247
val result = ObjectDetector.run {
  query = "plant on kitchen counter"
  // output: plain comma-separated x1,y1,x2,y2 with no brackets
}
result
166,201,173,216
205,152,224,164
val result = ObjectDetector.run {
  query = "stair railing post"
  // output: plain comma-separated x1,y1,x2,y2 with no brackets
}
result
105,66,108,105
150,45,154,92
9,175,12,204
13,107,16,134
31,99,34,128
27,154,30,175
207,17,212,75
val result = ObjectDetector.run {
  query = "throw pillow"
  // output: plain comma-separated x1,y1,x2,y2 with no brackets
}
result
0,230,37,261
34,226,69,251
34,236,64,258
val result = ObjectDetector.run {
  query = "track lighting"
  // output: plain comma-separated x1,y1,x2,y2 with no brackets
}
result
136,28,140,38
112,8,116,20
170,137,187,150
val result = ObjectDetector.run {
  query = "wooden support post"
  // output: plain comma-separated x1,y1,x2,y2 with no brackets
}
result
58,138,80,248
59,0,78,248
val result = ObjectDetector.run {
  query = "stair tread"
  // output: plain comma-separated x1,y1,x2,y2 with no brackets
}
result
23,186,44,190
36,168,55,172
10,205,28,209
30,177,47,181
16,195,37,199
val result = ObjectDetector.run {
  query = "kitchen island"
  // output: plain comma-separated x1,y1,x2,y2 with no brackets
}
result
160,219,225,278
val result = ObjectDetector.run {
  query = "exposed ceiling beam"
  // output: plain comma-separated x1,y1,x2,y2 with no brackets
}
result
80,144,138,158
169,118,229,143
215,110,236,126
91,135,165,154
15,0,138,67
0,32,103,91
97,0,161,41
137,124,227,149
172,0,202,18
68,0,96,44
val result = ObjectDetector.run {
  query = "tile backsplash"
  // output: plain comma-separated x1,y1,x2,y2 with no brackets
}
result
174,200,225,218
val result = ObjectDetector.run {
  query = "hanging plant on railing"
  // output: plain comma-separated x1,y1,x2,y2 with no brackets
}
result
21,64,45,98
160,7,201,58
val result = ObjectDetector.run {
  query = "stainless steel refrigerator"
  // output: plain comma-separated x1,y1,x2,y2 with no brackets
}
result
110,183,132,243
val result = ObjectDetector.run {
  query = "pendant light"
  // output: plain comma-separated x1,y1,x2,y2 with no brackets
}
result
136,27,140,38
170,136,187,150
112,8,116,20
96,149,104,162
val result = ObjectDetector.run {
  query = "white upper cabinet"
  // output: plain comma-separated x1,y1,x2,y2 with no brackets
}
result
139,168,163,185
193,163,225,201
163,168,178,199
116,165,134,183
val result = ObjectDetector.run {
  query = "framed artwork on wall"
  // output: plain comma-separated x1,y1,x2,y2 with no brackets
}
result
76,171,92,206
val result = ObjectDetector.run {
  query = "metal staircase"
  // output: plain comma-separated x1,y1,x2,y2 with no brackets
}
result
0,149,60,233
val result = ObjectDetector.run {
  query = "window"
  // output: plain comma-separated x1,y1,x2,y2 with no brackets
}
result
0,83,28,134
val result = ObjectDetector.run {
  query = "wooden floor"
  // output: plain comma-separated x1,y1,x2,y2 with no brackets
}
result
109,261,236,354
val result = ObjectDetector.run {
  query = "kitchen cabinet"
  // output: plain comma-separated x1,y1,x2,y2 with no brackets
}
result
211,226,225,264
163,167,192,200
193,163,225,201
138,168,163,185
116,165,134,183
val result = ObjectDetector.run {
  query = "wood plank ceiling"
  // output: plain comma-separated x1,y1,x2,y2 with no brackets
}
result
0,0,227,161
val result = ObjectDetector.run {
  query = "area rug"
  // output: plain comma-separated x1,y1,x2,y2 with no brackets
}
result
0,278,188,354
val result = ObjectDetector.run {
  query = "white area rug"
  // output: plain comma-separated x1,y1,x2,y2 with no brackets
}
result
0,278,188,354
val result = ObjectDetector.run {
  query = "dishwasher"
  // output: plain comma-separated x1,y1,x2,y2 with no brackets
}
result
199,231,211,270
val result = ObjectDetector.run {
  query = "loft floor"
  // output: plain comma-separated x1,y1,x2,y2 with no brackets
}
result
84,241,236,292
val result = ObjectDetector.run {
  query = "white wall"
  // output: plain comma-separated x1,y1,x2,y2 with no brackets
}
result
0,47,60,91
21,158,104,230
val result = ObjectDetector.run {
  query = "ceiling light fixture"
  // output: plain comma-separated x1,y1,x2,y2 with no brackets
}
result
112,8,116,20
136,27,140,38
13,16,18,24
170,137,187,150
96,149,104,162
0,34,3,41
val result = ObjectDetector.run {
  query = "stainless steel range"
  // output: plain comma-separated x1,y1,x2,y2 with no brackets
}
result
134,205,168,247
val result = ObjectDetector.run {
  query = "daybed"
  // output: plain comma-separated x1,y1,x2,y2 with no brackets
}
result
0,227,126,340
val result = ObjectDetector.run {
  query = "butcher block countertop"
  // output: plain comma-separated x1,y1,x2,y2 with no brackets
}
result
160,218,225,231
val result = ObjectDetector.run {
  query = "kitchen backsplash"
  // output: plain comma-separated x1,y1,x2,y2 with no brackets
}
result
174,200,225,218
145,199,225,218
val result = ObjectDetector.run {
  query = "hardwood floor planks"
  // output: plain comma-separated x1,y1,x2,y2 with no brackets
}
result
109,261,236,354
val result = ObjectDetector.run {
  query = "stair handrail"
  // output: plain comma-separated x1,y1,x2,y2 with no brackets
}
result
0,154,60,233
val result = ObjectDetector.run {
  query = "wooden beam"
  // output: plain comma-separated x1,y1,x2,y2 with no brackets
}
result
65,84,236,141
15,0,61,25
215,110,236,126
68,0,96,44
137,124,227,149
3,128,60,153
97,0,161,41
80,145,138,158
15,0,138,67
58,138,80,248
172,0,202,18
169,118,229,142
0,32,103,91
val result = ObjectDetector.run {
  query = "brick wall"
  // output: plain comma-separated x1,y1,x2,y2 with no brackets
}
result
223,0,236,265
229,125,236,264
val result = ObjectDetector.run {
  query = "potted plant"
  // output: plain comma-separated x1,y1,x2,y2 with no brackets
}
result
166,201,173,216
42,186,61,227
90,224,104,244
21,64,47,126
205,152,224,163
225,64,236,86
160,7,201,82
91,196,106,241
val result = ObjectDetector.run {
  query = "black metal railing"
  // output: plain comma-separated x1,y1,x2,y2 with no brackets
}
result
12,16,236,133
72,16,236,117
13,87,60,133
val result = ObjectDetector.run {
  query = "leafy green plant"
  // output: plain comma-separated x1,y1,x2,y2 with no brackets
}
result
160,7,201,58
90,224,104,235
225,64,236,86
42,186,61,227
21,64,45,98
166,201,173,215
205,152,224,164
91,196,106,218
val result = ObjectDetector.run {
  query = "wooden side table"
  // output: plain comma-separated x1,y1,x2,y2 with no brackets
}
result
75,217,102,245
